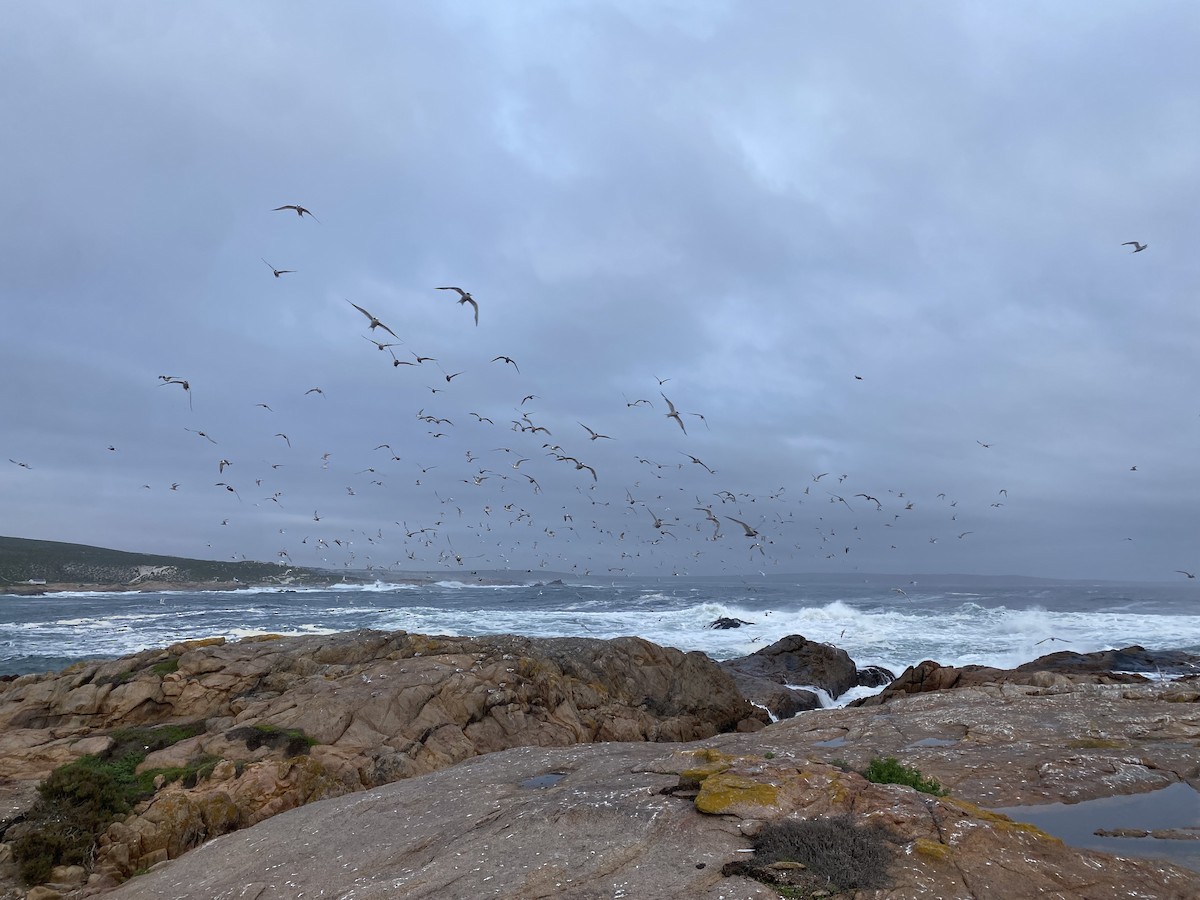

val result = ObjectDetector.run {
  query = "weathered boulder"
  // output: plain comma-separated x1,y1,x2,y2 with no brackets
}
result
721,635,895,714
1015,644,1200,676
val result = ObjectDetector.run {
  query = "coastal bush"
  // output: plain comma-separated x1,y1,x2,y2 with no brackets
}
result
229,723,317,756
94,670,135,686
150,656,180,676
722,815,895,896
8,722,208,885
864,756,947,796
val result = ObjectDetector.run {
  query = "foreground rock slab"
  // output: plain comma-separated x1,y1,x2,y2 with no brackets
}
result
100,679,1200,900
103,735,1199,900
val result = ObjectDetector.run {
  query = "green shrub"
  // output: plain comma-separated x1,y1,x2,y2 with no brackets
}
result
9,722,209,885
228,723,317,757
864,756,947,796
94,670,135,686
150,657,180,676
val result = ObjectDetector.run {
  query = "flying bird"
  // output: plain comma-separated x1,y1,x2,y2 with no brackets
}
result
437,286,479,325
492,355,520,373
725,516,759,538
1122,241,1147,253
262,259,294,278
580,423,613,441
274,204,319,222
661,393,687,434
348,300,398,338
8,459,31,469
1176,570,1196,579
159,377,193,410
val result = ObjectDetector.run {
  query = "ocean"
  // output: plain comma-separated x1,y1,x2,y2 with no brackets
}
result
4,573,1198,689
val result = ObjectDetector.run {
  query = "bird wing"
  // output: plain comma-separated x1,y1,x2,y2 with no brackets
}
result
437,286,466,298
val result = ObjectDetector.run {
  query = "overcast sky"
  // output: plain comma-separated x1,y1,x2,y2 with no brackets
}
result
3,2,1199,581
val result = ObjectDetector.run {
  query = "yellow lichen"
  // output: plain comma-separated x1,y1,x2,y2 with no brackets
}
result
947,799,1063,843
694,772,780,814
914,838,952,860
679,748,737,781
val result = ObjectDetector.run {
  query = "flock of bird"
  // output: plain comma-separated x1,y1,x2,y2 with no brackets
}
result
9,221,1191,581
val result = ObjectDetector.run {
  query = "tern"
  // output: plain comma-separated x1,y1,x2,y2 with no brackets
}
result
580,423,613,441
492,356,520,373
159,377,193,410
348,300,398,338
725,516,759,538
661,392,687,434
262,259,294,278
274,204,319,222
1122,241,1147,253
437,286,479,325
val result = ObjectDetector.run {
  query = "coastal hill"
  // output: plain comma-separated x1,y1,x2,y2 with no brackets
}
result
0,536,339,592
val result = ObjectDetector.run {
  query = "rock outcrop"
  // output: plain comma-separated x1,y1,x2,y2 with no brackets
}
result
4,633,1200,899
854,645,1200,708
0,631,761,893
99,678,1200,900
721,635,895,718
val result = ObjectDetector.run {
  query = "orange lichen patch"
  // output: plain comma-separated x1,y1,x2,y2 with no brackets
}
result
694,772,781,814
239,634,283,643
170,637,227,652
945,799,1063,843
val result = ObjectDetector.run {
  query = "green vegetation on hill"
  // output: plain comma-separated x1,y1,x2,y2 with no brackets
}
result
0,535,333,587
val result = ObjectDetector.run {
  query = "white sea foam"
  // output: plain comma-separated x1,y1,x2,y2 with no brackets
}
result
3,578,1198,677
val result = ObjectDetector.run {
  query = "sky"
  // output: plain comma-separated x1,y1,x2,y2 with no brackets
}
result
2,2,1199,582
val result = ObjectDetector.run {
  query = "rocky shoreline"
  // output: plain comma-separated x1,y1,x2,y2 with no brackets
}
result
1,631,1197,899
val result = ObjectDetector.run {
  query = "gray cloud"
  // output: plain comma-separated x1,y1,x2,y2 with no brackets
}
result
3,3,1199,580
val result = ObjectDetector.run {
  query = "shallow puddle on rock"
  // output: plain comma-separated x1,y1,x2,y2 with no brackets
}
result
813,737,849,748
904,737,960,748
520,772,567,789
992,781,1200,872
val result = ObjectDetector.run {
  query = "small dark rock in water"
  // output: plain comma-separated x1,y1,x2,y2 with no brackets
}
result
710,617,754,629
857,665,897,688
